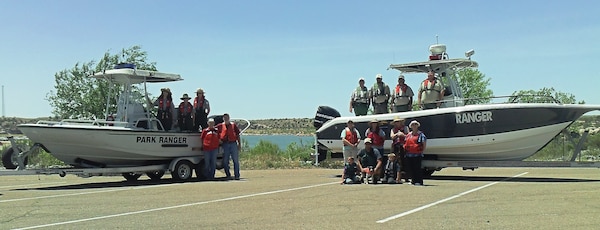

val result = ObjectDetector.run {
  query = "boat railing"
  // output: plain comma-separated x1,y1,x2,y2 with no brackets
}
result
440,94,561,107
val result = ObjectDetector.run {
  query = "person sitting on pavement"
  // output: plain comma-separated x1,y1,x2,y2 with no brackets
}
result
341,157,360,184
382,153,402,184
357,138,383,184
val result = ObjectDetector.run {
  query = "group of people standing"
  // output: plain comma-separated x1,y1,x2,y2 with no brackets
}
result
349,70,445,115
153,87,210,132
340,117,427,186
152,88,241,181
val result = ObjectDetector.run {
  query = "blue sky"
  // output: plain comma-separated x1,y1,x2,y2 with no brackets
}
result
1,1,599,119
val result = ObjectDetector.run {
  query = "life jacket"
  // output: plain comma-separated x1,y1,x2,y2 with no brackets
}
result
421,78,440,92
367,128,384,146
344,127,358,145
219,123,239,142
392,126,408,145
158,98,172,111
394,84,409,98
179,102,193,115
372,83,388,96
353,86,369,103
404,131,425,154
194,97,206,112
201,127,220,151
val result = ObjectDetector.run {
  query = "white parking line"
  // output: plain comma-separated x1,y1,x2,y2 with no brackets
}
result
13,181,338,230
376,172,529,223
1,183,181,203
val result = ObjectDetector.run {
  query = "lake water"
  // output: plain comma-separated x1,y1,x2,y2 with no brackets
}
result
241,135,315,149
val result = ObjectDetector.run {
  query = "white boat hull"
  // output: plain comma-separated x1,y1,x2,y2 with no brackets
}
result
18,124,202,167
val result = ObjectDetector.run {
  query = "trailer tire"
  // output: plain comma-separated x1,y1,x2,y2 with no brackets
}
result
2,147,27,169
146,170,165,181
422,168,436,178
122,172,142,181
171,160,193,181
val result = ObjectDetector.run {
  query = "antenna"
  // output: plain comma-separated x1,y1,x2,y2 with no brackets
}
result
435,35,439,44
2,85,4,117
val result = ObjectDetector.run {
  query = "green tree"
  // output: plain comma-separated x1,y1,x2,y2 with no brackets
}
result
46,46,157,119
509,87,582,104
453,68,494,105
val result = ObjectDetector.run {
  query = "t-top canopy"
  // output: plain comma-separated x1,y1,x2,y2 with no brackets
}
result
388,58,478,74
91,68,183,84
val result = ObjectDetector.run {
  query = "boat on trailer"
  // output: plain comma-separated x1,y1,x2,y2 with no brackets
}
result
313,44,600,174
2,64,248,181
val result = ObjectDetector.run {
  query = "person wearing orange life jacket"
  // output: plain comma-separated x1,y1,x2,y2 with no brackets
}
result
390,75,414,112
365,119,387,175
153,88,176,131
371,74,391,114
340,120,361,164
193,88,210,131
177,93,194,132
349,77,370,116
217,113,241,180
201,118,220,180
390,117,410,182
403,120,427,186
418,70,445,110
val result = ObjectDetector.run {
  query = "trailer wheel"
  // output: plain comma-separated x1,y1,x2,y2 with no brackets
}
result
171,160,193,181
122,172,142,181
2,147,27,169
146,170,165,181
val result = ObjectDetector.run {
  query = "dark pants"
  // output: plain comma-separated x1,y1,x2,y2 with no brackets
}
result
393,144,409,180
373,103,388,114
392,104,411,112
353,103,369,116
422,103,437,110
405,155,423,185
194,111,208,132
158,110,172,131
178,113,194,131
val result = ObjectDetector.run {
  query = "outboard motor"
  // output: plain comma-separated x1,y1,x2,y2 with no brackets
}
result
313,106,340,130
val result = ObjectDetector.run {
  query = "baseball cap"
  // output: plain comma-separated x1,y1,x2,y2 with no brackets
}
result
398,75,405,80
364,138,372,144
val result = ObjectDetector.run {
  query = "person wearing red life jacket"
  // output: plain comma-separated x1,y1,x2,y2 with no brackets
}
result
177,93,194,132
390,75,414,112
390,117,410,182
193,88,211,131
217,113,241,180
417,70,445,110
365,119,386,171
341,120,361,164
201,118,220,180
153,88,175,131
403,120,427,186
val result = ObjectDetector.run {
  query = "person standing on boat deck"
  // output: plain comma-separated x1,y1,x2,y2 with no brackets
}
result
390,117,410,182
390,75,414,112
418,70,445,110
371,74,391,114
177,93,194,132
201,118,220,180
341,120,361,164
357,138,383,184
193,88,210,131
153,88,176,131
218,113,241,180
365,119,387,171
349,77,370,116
404,120,427,186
